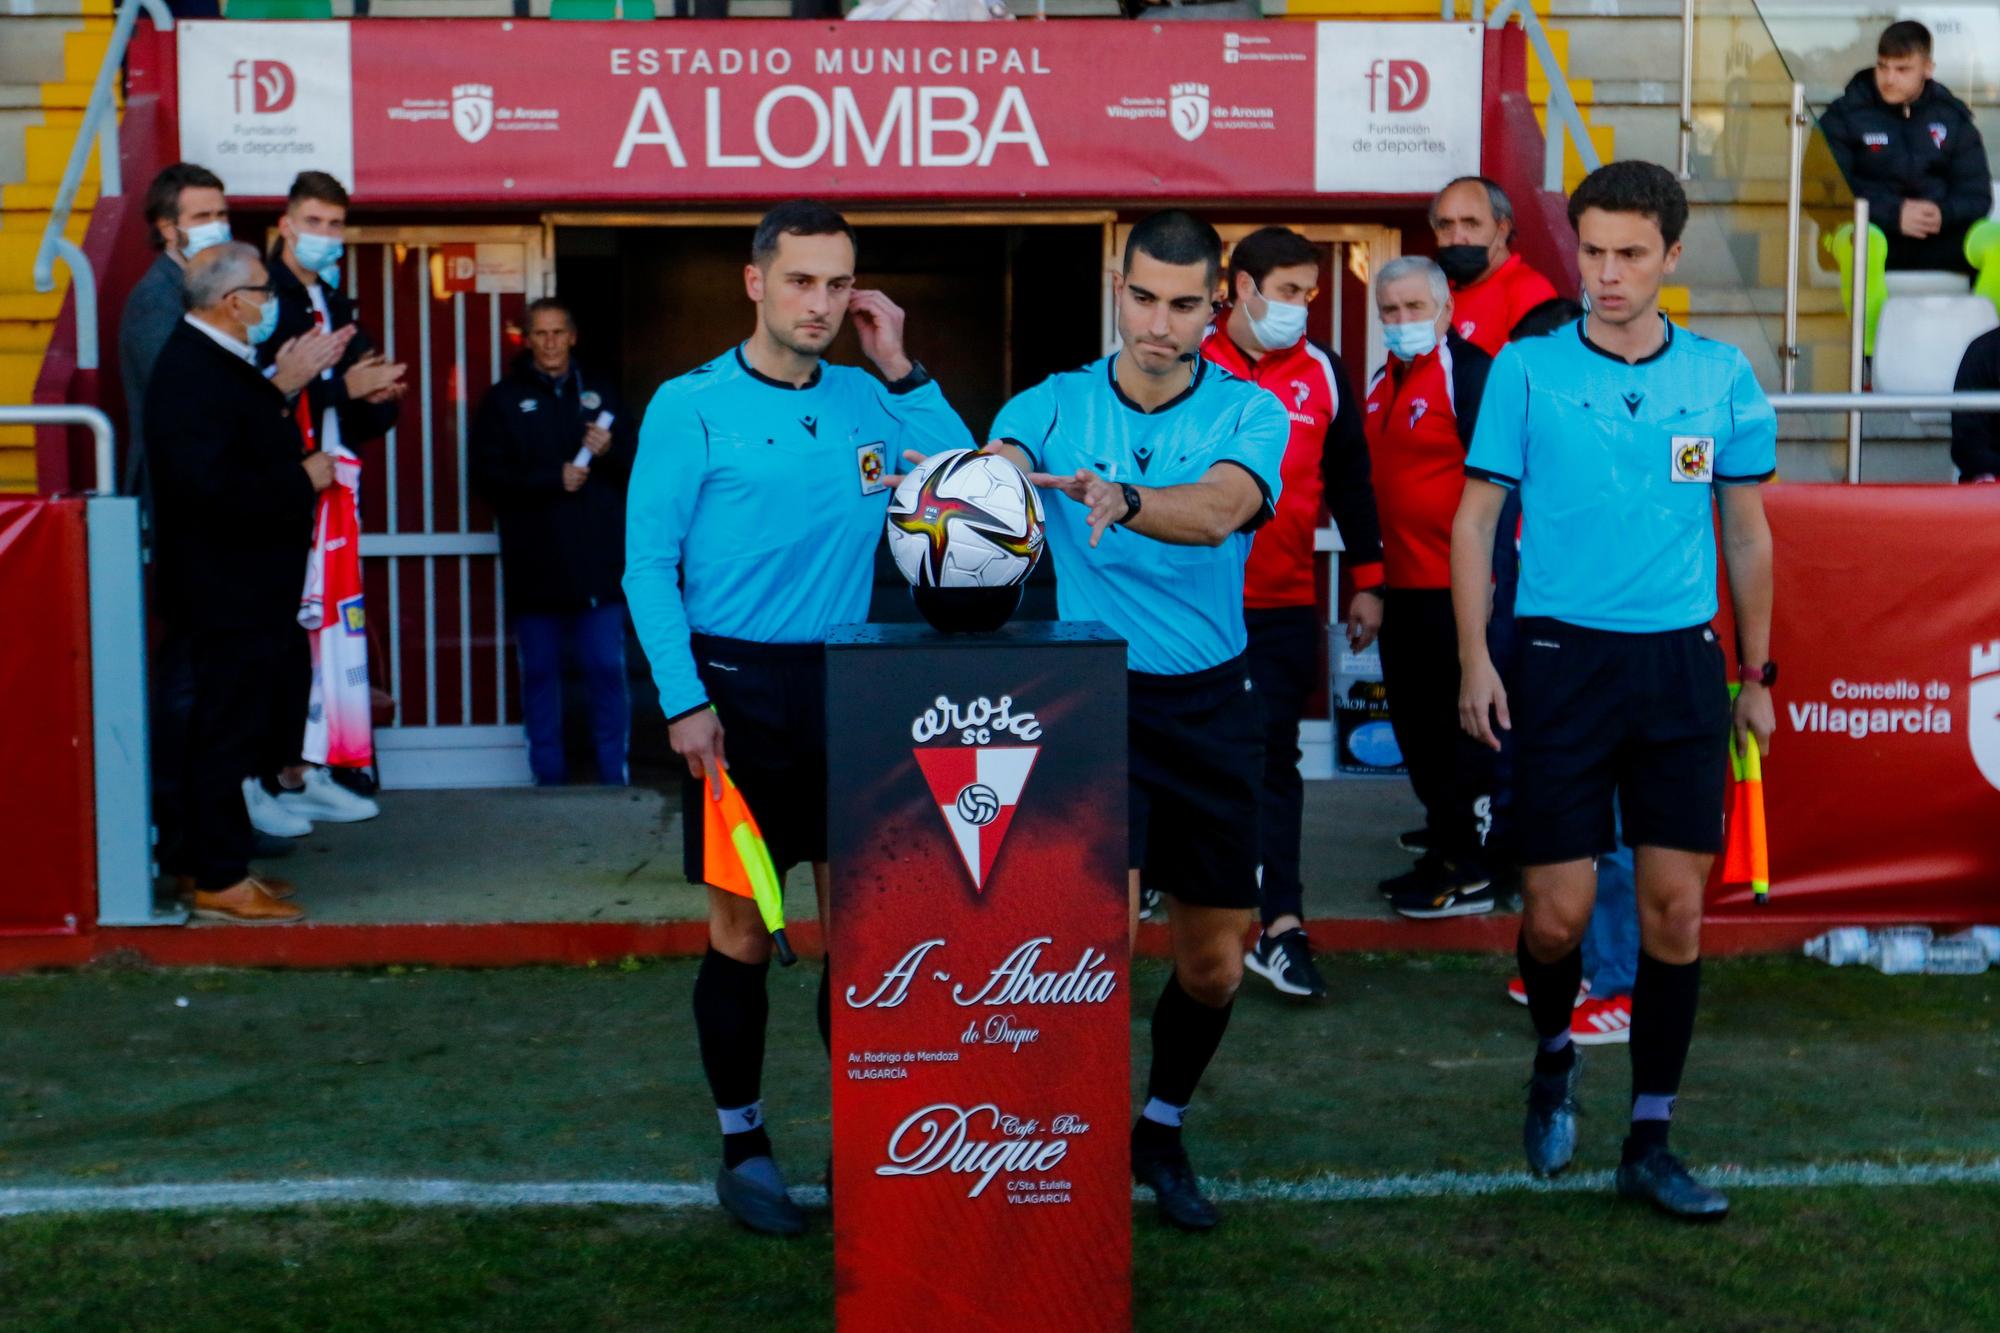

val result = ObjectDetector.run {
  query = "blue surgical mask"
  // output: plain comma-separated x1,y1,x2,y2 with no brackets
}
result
183,220,231,258
1383,319,1440,361
1247,283,1309,350
293,231,344,274
317,264,342,288
245,294,280,347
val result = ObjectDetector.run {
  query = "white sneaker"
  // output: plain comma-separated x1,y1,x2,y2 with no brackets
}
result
243,778,313,838
275,767,381,823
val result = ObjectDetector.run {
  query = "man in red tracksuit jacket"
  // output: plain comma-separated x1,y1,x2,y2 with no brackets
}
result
1431,176,1561,356
1364,255,1498,920
1202,227,1382,1002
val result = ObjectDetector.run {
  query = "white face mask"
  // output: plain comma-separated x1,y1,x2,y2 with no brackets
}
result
182,220,231,258
1247,282,1309,350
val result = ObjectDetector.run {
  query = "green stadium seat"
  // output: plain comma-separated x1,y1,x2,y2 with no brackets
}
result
549,0,656,16
224,0,336,15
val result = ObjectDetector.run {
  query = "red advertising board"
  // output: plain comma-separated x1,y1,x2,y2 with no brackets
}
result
827,622,1129,1331
173,19,1488,203
1708,485,2000,920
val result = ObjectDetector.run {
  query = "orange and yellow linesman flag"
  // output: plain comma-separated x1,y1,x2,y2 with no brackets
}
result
704,768,797,966
1723,684,1770,904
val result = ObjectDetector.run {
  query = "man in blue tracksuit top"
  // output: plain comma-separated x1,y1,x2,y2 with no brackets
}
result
988,211,1291,1233
624,200,974,1236
1453,162,1776,1222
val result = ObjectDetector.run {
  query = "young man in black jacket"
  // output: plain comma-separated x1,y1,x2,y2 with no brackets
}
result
250,170,407,831
1952,327,2000,482
1821,20,1993,276
148,243,334,924
470,297,637,786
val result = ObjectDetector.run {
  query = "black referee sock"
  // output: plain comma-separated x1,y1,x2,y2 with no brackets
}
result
1517,930,1583,1076
1626,952,1702,1160
1138,973,1234,1156
692,947,773,1168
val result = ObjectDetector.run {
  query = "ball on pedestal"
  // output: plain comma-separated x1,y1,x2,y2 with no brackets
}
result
886,449,1044,634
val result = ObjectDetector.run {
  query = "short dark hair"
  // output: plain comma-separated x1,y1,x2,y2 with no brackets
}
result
144,162,224,251
525,296,575,330
287,170,350,212
1566,160,1689,248
1125,209,1223,284
1227,227,1317,295
751,199,857,269
1879,19,1931,60
1508,296,1586,341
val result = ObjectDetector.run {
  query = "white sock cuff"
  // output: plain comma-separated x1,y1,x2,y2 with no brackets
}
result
1141,1097,1186,1128
717,1101,764,1136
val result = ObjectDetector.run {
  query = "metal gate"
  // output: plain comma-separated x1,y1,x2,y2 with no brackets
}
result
341,227,549,789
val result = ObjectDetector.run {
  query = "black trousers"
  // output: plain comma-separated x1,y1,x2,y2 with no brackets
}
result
153,624,310,890
1245,606,1317,925
1377,588,1494,868
1886,218,1976,276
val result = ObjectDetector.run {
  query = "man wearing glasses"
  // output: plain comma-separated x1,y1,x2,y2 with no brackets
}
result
147,243,335,924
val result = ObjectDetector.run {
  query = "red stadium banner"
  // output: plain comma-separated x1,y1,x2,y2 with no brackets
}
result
827,623,1129,1331
1708,485,2000,921
172,19,1486,203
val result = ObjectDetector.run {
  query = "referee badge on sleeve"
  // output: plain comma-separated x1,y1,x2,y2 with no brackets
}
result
1670,435,1715,484
857,441,888,495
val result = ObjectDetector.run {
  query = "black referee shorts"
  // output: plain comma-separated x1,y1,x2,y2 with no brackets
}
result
681,633,827,882
1129,657,1263,910
1509,617,1731,866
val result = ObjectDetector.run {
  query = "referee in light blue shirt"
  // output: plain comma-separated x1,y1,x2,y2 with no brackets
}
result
988,211,1290,1234
624,200,974,1237
1452,162,1777,1221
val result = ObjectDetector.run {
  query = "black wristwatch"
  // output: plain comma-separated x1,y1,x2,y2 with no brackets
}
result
1118,482,1143,526
885,360,933,395
1736,660,1778,688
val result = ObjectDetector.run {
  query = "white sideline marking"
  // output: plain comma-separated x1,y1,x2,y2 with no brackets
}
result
0,1159,1996,1219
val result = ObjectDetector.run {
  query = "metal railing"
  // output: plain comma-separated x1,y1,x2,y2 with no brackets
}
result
1483,0,1602,192
1769,389,2000,487
0,404,116,495
29,0,173,373
1779,81,1806,393
1675,0,1694,178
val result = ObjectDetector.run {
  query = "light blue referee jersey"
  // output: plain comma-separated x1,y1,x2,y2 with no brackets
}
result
1464,318,1776,634
990,353,1290,676
625,346,975,717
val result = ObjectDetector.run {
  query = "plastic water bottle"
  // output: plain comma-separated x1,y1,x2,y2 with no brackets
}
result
1873,932,1929,975
1922,937,1990,975
1803,928,1874,967
1951,926,2000,958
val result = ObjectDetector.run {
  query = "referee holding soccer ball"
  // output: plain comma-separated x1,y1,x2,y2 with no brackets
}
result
988,211,1291,1232
625,200,974,1237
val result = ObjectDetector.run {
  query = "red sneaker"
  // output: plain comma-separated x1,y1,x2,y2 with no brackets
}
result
1571,994,1632,1045
1505,976,1592,1007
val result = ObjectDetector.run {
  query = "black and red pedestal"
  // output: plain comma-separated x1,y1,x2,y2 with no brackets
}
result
827,621,1130,1331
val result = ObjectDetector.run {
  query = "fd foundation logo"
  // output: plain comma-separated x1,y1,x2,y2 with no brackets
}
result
911,695,1041,893
1364,58,1429,113
229,60,294,114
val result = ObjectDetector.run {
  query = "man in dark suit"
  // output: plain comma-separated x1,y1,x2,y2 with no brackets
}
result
147,242,334,923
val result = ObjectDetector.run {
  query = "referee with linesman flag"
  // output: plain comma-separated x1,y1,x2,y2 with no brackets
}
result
988,211,1291,1231
625,200,975,1236
1452,161,1777,1220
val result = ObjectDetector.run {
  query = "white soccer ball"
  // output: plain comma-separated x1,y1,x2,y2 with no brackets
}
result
886,449,1045,589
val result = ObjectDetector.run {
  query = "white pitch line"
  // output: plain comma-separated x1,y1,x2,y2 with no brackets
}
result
0,1159,1996,1220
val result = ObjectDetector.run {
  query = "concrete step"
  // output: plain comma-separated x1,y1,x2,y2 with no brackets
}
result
0,349,42,400
0,290,65,321
0,320,55,352
0,18,81,88
0,207,88,239
22,119,96,185
4,181,96,210
0,445,36,494
0,1,115,14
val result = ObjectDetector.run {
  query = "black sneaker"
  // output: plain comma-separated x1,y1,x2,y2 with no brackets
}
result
1392,868,1497,919
1523,1052,1582,1178
1132,1142,1220,1232
1397,827,1431,853
1377,852,1446,898
1243,927,1329,1000
1615,1143,1731,1221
